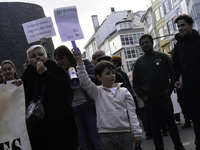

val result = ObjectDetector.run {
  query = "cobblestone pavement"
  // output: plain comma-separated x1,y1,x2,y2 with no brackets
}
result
140,114,195,150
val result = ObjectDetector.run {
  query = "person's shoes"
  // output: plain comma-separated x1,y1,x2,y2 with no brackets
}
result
145,132,152,140
181,122,191,129
162,131,168,137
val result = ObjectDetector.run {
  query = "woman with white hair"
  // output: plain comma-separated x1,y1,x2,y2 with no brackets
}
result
21,45,78,150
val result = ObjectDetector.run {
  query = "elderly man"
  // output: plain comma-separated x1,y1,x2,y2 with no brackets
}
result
91,50,105,65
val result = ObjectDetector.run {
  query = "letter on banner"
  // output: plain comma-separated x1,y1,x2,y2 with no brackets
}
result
0,84,32,150
54,6,84,42
22,17,56,44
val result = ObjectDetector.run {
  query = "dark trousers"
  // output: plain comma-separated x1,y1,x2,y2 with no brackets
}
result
184,89,200,150
144,95,183,150
100,132,133,150
74,102,102,150
138,107,150,133
29,116,78,150
177,88,191,123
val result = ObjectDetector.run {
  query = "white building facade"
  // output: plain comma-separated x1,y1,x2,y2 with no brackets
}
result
84,8,145,74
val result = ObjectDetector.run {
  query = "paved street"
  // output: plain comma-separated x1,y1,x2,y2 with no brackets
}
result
140,113,195,150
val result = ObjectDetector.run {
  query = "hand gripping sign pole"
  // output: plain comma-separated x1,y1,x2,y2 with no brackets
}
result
54,5,84,54
71,41,79,54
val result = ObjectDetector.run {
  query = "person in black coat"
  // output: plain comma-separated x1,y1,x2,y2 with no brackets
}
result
21,45,78,150
172,14,200,150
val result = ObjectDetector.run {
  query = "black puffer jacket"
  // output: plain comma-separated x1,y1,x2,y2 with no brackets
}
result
172,29,200,89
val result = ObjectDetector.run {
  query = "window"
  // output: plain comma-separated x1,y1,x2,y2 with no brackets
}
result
125,35,129,45
92,42,97,51
169,45,172,51
147,13,152,27
150,29,155,38
129,34,134,45
167,21,173,34
194,3,200,17
158,27,164,41
163,49,166,53
126,60,136,72
154,8,161,22
138,47,144,55
124,47,138,59
127,22,131,28
121,33,144,46
164,1,169,14
133,34,137,44
175,8,181,16
172,17,177,31
160,6,164,18
170,0,174,9
121,35,125,46
117,22,131,30
163,25,168,35
120,24,123,29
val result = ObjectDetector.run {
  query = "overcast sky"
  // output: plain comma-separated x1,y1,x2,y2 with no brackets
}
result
3,0,151,52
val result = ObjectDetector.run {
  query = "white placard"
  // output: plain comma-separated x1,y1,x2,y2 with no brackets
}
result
54,6,84,42
171,90,182,114
0,84,32,149
22,17,56,44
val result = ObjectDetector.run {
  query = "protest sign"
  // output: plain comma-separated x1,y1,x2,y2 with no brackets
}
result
54,6,84,42
22,17,56,44
0,84,32,150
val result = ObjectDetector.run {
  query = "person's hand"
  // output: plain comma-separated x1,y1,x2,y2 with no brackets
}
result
133,136,142,146
174,81,182,89
142,96,149,102
161,89,171,98
37,61,47,75
40,37,46,47
11,79,23,86
72,48,83,64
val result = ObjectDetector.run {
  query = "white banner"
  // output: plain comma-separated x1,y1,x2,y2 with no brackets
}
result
22,17,56,44
0,84,32,150
54,6,84,42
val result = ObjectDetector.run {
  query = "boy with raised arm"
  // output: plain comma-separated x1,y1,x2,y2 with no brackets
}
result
73,50,142,150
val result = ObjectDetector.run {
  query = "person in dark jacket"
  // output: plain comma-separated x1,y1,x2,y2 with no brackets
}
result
172,14,200,150
54,45,102,150
21,45,78,150
133,34,185,150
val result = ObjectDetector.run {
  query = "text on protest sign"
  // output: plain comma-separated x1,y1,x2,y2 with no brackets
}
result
22,17,56,44
54,6,84,42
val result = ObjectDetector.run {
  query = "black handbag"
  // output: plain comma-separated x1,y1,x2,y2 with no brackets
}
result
26,86,45,130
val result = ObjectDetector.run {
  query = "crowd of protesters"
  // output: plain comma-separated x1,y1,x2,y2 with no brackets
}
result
0,14,199,150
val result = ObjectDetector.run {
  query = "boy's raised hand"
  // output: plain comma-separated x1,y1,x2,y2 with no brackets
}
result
72,48,83,64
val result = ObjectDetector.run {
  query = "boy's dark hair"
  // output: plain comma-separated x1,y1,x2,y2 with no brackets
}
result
53,45,76,67
139,34,153,45
111,55,122,66
94,60,115,76
174,14,194,25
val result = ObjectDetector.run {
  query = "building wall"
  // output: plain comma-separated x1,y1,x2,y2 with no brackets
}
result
94,11,128,48
187,0,200,32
